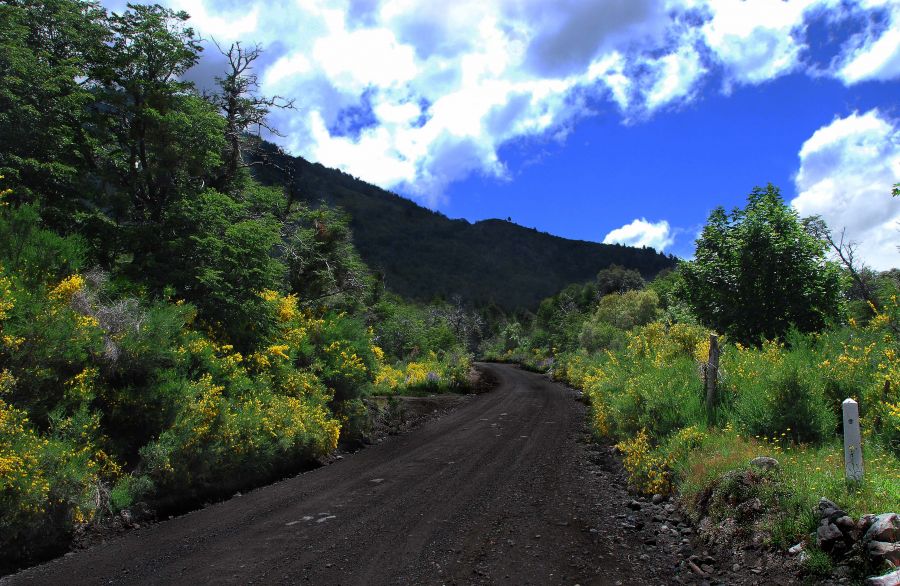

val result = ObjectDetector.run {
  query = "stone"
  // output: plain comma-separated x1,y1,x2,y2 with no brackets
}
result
836,516,857,533
833,565,853,579
818,521,845,552
789,542,805,555
749,456,779,471
867,540,900,566
818,497,847,523
866,514,900,544
860,515,878,532
131,501,152,521
627,500,642,511
652,493,666,505
687,560,707,576
867,568,900,586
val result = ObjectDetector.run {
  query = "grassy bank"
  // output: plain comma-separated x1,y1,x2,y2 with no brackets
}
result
548,309,900,565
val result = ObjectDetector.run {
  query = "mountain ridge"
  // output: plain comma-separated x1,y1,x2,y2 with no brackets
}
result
252,142,677,310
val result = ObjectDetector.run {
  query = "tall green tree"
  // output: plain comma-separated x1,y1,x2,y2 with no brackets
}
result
94,4,223,224
680,184,841,345
596,264,645,296
0,0,108,220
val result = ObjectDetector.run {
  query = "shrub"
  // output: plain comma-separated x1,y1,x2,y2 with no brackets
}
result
725,342,836,444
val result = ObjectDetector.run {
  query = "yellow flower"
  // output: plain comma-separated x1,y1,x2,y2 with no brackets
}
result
49,274,84,303
2,334,24,350
268,344,290,360
75,314,99,329
0,175,10,205
277,294,298,322
0,369,15,395
258,289,279,303
0,272,14,321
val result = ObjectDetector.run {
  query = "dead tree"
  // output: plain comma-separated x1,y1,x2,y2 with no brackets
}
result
208,40,294,190
808,217,899,334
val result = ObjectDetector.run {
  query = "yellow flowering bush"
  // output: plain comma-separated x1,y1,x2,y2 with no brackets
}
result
48,274,84,304
617,429,673,495
374,364,404,392
0,398,120,562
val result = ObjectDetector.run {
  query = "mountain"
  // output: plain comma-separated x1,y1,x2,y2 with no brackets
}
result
252,142,677,311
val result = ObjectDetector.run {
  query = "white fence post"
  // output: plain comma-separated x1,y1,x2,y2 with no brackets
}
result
842,398,864,482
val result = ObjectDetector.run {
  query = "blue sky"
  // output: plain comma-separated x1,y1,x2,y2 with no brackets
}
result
103,0,900,268
442,70,898,259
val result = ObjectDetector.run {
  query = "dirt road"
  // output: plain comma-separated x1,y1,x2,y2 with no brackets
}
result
4,363,674,586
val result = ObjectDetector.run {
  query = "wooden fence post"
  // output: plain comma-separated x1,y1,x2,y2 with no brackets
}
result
705,334,720,419
842,398,864,482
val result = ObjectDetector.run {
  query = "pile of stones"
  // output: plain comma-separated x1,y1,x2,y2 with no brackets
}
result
812,498,899,585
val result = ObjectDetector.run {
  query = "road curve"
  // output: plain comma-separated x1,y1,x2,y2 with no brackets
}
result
4,363,652,586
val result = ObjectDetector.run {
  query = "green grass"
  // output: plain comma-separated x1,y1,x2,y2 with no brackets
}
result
676,430,900,548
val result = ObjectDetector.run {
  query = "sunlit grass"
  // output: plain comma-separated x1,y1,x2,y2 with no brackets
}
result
676,429,900,547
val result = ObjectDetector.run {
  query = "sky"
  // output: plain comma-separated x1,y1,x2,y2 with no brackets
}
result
103,0,900,269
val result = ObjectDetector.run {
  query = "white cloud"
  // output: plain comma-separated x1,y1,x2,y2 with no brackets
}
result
699,0,818,88
644,44,706,111
100,0,900,205
603,218,675,251
791,109,900,270
835,0,900,83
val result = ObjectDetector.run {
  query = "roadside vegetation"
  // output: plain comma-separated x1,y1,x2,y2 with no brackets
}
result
484,184,900,576
0,1,477,572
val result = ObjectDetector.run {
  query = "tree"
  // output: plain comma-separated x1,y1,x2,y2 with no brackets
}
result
680,184,841,345
0,0,108,220
94,4,223,225
596,264,645,296
282,206,370,308
207,41,293,191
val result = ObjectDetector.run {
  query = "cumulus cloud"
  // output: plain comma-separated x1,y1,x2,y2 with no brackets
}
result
103,0,900,205
791,109,900,270
603,218,675,251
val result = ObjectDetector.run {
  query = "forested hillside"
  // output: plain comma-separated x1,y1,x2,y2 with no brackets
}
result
252,142,676,310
